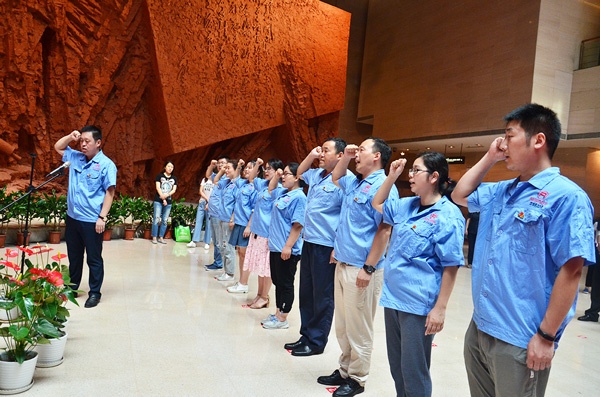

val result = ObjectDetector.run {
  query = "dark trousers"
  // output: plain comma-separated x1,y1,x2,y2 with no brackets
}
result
299,242,335,349
385,308,434,397
269,252,300,314
584,248,600,319
65,215,104,295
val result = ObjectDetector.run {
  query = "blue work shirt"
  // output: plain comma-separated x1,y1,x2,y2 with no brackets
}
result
62,147,117,223
302,168,345,247
233,178,257,226
216,177,238,222
380,196,465,315
468,167,595,349
207,172,223,218
250,178,279,238
333,169,399,268
268,187,307,255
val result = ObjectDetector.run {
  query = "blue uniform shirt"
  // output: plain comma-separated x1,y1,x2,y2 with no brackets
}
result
207,172,223,218
216,177,237,222
380,196,465,315
302,168,345,247
250,178,279,238
268,187,307,255
333,169,399,268
233,178,257,226
468,167,595,349
63,147,117,223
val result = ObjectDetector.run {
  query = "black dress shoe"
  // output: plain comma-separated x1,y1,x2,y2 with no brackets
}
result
291,344,324,357
578,313,599,322
84,293,101,308
333,378,364,397
284,339,304,350
317,369,345,386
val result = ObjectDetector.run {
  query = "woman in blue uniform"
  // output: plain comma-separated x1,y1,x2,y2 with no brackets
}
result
372,152,465,397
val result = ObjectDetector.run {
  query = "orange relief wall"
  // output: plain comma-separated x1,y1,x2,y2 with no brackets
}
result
0,0,350,199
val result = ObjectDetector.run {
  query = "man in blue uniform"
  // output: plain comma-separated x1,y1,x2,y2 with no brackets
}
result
317,138,398,397
452,104,596,396
54,126,117,308
284,138,346,356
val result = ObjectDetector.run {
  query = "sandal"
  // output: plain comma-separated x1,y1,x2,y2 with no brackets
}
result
249,297,269,309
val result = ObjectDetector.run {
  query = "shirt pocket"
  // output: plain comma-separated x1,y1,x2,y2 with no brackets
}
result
401,220,435,258
86,170,101,191
349,193,372,227
512,209,543,255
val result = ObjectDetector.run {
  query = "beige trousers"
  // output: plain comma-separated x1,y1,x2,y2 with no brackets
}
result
334,262,384,387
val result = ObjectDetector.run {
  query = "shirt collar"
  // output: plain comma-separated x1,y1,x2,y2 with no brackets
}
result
511,167,560,190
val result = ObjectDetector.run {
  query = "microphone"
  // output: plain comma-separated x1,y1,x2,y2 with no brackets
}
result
46,161,71,178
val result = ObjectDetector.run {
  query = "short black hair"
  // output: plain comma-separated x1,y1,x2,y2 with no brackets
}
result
324,137,347,154
368,137,392,169
81,125,102,141
504,103,561,159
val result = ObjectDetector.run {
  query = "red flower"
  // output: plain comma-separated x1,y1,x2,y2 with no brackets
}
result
8,277,24,286
51,253,67,261
29,268,45,276
4,249,18,258
0,260,21,271
16,245,34,256
46,271,64,286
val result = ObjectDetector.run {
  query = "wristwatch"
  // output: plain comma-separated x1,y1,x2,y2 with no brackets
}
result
98,214,108,222
363,264,376,275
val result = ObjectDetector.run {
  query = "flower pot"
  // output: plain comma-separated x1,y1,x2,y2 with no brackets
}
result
16,232,30,247
47,230,61,244
123,228,135,240
103,229,113,241
0,351,37,393
143,228,152,240
164,228,172,239
0,299,20,321
0,233,5,248
34,332,68,367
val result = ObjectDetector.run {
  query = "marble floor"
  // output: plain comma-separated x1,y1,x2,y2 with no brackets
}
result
8,239,600,396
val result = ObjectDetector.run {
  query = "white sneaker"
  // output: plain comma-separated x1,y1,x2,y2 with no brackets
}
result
227,282,248,293
204,243,210,250
215,273,234,281
261,314,277,325
186,242,197,248
262,318,289,330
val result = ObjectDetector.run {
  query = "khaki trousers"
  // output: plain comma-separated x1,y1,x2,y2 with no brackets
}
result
334,262,383,386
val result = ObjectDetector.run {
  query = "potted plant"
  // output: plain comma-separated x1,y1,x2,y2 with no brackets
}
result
37,191,67,244
119,195,136,240
0,188,15,248
0,245,78,391
104,199,124,241
134,198,153,239
10,193,39,247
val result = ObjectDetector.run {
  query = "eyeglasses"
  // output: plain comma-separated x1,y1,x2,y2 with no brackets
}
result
282,172,294,177
408,168,430,176
262,166,273,172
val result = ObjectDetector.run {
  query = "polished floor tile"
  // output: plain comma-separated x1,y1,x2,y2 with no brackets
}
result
6,239,599,396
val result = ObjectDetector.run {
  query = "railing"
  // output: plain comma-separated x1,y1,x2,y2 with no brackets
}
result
579,36,600,69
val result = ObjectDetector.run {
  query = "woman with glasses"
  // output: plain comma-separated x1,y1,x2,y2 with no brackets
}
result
372,152,465,397
261,162,307,330
240,158,284,309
